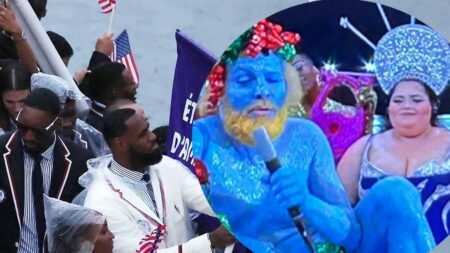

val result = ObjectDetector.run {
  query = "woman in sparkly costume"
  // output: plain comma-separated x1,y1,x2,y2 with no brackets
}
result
338,24,450,245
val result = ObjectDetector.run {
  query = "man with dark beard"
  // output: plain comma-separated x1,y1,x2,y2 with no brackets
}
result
82,99,235,253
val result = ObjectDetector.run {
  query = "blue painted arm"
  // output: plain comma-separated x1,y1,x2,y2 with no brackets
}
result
270,121,360,249
304,124,360,249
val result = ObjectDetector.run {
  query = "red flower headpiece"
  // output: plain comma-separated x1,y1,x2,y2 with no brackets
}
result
206,19,301,115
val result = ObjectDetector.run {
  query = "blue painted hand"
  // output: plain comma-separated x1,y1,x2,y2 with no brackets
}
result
270,165,309,209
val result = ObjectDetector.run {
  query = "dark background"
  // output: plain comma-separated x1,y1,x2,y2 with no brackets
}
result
269,0,425,71
268,0,450,114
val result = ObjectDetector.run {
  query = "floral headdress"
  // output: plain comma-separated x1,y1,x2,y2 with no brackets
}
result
206,19,301,114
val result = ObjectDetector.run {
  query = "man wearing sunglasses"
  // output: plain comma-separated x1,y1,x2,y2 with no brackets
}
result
0,88,94,253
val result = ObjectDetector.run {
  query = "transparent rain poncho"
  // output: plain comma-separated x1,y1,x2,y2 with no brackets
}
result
44,195,106,253
30,71,92,120
74,119,111,157
72,155,112,206
31,73,77,104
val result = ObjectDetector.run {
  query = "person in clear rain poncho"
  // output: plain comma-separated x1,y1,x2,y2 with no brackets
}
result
44,195,114,253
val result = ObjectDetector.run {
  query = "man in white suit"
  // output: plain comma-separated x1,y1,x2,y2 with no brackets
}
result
83,99,234,253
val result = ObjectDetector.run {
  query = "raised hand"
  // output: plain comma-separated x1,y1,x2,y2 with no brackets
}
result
209,225,236,248
0,4,22,39
95,32,114,56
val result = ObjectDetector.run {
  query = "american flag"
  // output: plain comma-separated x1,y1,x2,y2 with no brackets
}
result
111,30,140,83
136,226,166,253
98,0,116,14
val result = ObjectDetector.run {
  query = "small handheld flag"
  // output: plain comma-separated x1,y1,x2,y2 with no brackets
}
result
111,30,140,83
98,0,116,14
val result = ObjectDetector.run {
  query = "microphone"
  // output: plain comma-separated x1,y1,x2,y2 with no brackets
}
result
252,126,316,253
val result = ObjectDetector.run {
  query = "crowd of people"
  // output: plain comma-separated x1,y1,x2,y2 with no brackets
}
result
0,1,235,253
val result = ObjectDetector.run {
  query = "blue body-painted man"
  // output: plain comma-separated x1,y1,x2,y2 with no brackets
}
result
193,52,435,253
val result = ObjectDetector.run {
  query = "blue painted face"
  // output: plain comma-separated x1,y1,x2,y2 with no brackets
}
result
225,52,287,118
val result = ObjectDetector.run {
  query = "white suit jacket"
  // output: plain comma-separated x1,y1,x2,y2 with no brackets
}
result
83,155,216,253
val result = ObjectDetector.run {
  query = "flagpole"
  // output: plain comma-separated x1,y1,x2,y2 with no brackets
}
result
108,5,116,33
10,0,90,116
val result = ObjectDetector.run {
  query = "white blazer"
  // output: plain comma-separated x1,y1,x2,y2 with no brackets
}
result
83,155,216,253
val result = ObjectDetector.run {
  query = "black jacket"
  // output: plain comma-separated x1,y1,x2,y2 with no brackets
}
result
0,132,94,253
79,51,111,97
85,103,104,133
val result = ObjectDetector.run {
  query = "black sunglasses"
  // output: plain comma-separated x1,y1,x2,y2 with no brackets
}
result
15,108,58,135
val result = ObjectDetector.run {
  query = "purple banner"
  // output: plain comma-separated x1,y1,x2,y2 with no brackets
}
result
166,30,217,170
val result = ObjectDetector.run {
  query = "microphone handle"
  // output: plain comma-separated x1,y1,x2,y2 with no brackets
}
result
265,158,316,253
